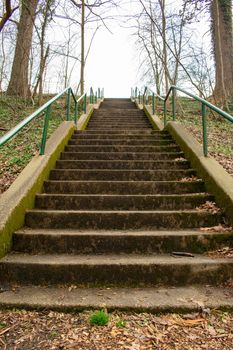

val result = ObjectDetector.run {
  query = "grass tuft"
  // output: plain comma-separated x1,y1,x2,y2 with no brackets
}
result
89,310,109,326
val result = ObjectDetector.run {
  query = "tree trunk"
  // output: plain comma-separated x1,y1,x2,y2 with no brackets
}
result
7,0,38,98
211,0,233,103
80,0,85,95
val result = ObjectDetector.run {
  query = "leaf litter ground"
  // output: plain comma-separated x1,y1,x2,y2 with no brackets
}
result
0,309,233,349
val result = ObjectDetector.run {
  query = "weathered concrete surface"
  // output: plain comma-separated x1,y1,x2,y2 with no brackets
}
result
44,180,206,195
13,228,233,254
166,122,233,226
143,105,164,131
77,98,102,131
0,285,232,313
0,122,75,258
24,209,223,230
0,253,232,286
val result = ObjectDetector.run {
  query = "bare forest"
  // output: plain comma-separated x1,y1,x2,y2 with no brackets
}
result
0,0,232,107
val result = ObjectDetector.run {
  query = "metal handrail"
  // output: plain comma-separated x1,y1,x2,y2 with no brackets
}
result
0,86,101,155
133,84,233,157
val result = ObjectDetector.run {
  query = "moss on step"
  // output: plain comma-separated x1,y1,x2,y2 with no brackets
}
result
0,123,75,258
143,105,163,131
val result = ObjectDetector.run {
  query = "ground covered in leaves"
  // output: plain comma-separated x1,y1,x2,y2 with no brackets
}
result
0,95,72,194
0,309,233,349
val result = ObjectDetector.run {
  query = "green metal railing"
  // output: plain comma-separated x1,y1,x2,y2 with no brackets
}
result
0,86,103,155
132,85,233,157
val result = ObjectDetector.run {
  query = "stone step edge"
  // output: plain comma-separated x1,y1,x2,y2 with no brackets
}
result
14,228,227,236
0,286,232,313
35,193,210,199
2,253,232,265
44,180,204,184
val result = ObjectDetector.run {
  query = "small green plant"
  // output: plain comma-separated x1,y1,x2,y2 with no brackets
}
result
89,310,109,326
0,322,7,329
116,319,126,328
49,330,59,338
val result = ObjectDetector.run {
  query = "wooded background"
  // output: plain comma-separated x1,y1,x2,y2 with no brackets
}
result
0,0,232,108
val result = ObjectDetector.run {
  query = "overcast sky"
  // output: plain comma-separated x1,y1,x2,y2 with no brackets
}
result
44,0,211,98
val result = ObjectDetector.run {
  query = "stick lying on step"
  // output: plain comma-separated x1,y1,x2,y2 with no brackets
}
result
171,252,195,258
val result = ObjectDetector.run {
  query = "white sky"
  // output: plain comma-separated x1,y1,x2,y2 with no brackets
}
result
43,0,211,98
76,1,141,98
85,25,139,97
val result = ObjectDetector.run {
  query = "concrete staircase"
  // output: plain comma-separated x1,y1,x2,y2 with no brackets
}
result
0,98,232,312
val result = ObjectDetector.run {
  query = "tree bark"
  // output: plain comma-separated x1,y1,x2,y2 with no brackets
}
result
211,0,233,103
0,0,19,33
80,0,85,95
7,0,39,98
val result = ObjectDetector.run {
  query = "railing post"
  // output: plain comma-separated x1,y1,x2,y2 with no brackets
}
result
135,87,138,99
75,101,78,125
138,92,141,104
202,103,208,156
172,87,176,121
95,91,97,103
98,88,100,99
152,93,155,114
164,100,167,127
90,88,92,104
84,93,87,113
66,87,71,121
40,105,51,155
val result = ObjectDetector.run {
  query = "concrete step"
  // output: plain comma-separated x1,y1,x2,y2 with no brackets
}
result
0,253,232,286
35,193,213,211
93,109,143,115
49,169,196,181
71,134,173,140
25,209,222,230
60,151,185,161
100,105,136,108
74,129,168,134
74,130,168,135
0,285,232,313
13,229,232,254
64,145,181,153
55,160,190,170
43,180,206,195
89,117,149,122
87,126,152,130
68,139,175,146
88,121,150,125
75,130,155,134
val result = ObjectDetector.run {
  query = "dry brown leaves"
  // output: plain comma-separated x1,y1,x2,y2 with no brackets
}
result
180,176,201,182
196,201,222,214
200,224,233,232
0,310,233,350
208,247,233,259
174,157,186,162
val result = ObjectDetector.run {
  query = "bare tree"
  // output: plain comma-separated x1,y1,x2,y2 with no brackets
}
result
211,0,233,105
33,0,56,104
0,0,19,32
68,0,117,94
135,0,190,95
7,0,39,98
182,0,233,106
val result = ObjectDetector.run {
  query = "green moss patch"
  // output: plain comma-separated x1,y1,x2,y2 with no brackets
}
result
0,123,75,258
